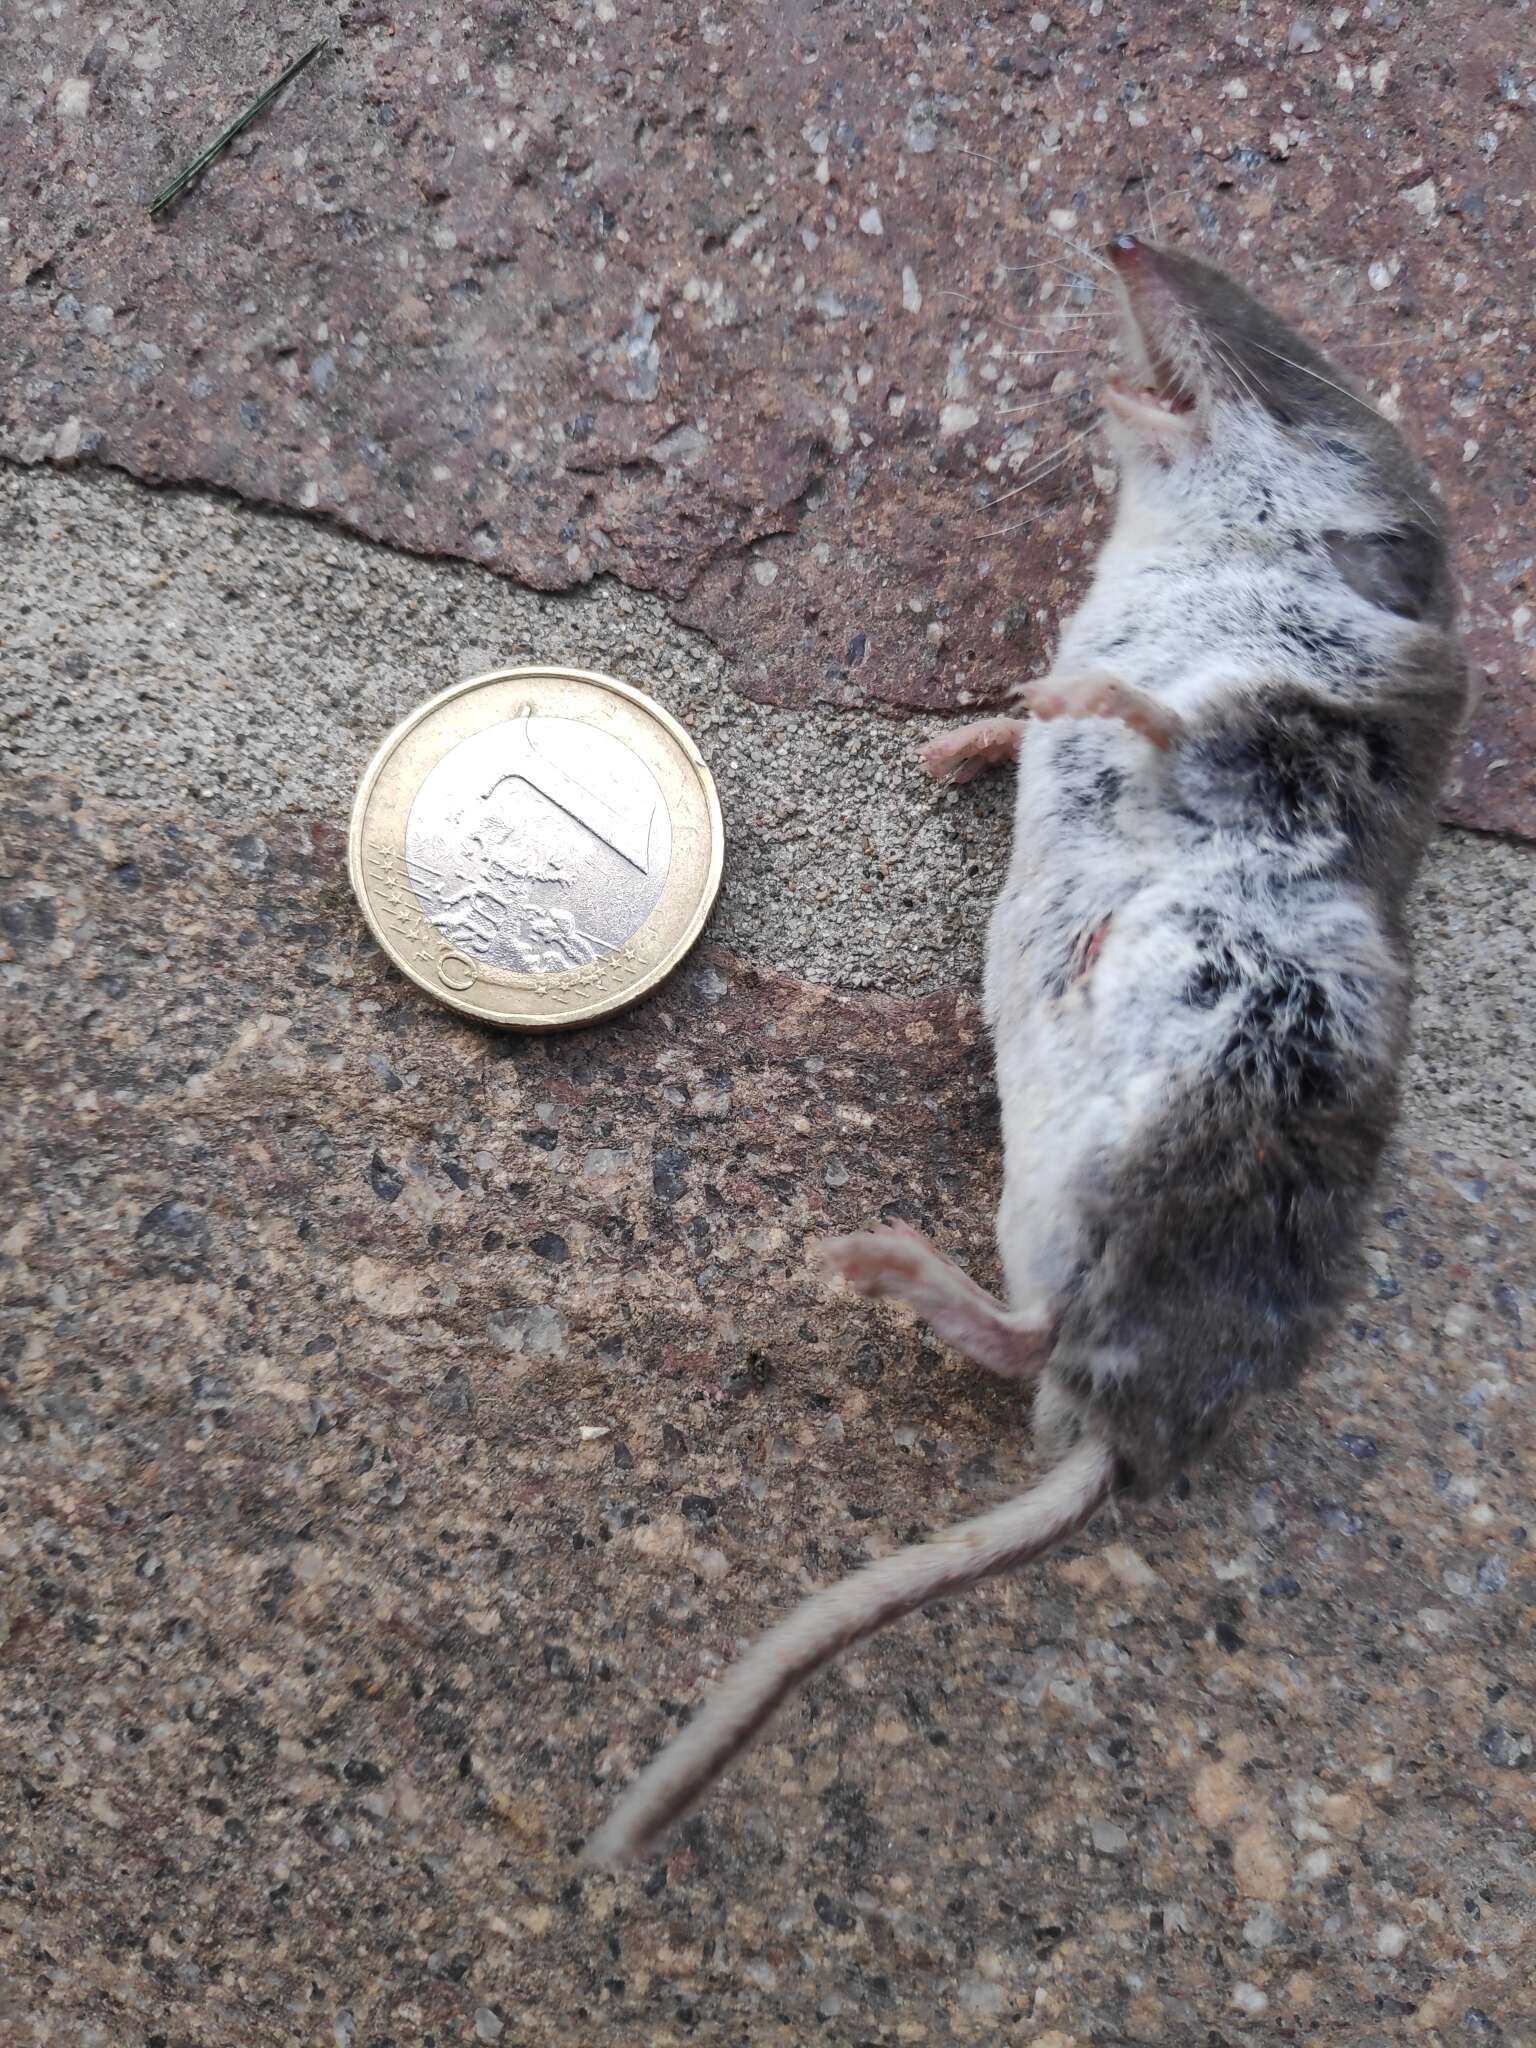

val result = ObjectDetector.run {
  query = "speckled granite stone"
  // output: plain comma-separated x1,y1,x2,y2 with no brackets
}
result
2,779,1532,2045
1,3,1533,830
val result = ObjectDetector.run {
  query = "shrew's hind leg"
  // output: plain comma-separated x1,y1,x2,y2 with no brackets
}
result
818,1223,1050,1381
918,718,1030,785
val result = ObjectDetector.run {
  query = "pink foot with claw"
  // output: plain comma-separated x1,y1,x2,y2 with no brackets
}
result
818,1224,1050,1382
918,717,1030,785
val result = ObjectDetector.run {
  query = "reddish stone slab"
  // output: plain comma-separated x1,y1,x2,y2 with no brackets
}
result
3,4,1532,828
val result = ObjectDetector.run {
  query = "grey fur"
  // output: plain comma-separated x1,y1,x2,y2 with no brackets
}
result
582,239,1469,1865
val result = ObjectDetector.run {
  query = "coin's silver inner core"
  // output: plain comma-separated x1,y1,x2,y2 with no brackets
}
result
404,711,672,972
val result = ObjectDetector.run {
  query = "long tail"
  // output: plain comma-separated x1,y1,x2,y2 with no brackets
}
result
581,1433,1117,1867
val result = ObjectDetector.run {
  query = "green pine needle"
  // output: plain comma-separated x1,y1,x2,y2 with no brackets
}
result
150,38,328,219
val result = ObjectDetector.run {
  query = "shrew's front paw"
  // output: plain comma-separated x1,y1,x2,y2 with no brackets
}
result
1023,671,1184,751
918,719,1029,784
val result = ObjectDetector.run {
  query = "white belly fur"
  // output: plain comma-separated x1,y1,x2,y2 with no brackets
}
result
984,715,1205,1307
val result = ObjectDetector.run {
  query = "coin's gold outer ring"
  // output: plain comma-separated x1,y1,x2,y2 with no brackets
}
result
347,665,725,1031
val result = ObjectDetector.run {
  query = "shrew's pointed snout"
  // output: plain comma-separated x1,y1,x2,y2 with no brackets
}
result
1109,233,1149,270
1101,234,1198,432
1108,235,1172,297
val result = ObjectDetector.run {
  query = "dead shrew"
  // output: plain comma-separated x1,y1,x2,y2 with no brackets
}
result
583,236,1470,1868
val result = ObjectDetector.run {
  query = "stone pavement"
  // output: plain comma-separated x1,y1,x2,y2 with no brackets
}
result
3,5,1535,2042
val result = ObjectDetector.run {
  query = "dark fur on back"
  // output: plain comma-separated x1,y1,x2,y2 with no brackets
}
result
1057,1048,1395,1496
1173,640,1470,907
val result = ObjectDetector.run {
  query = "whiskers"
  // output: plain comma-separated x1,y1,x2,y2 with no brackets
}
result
1129,134,1161,243
940,276,1118,531
1235,337,1439,524
936,365,1105,537
934,131,1475,562
984,423,1104,511
936,289,1115,347
936,148,1138,534
1205,332,1265,414
997,391,1091,416
970,421,1107,540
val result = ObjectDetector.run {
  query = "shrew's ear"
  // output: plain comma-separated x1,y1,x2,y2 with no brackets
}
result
1324,526,1446,622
